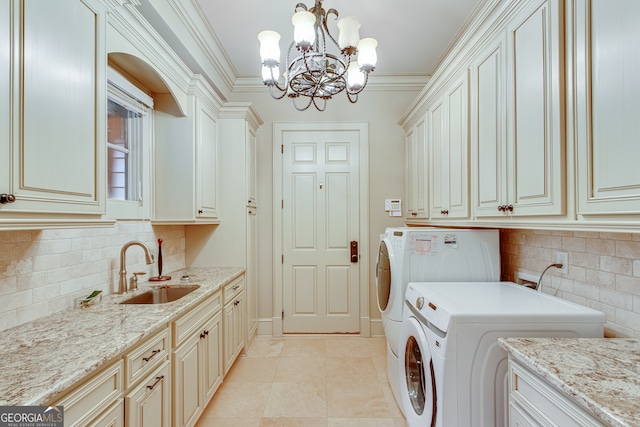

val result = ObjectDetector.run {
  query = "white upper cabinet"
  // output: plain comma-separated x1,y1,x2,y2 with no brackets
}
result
505,0,565,217
429,71,470,219
471,35,508,217
575,0,640,217
0,0,108,226
154,76,220,224
405,114,429,220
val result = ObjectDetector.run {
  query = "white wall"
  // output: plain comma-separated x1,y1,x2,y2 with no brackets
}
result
227,87,419,332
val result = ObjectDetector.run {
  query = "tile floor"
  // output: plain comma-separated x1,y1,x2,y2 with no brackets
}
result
196,335,406,427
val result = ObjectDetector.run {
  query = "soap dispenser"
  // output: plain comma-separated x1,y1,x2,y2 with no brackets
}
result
130,272,146,291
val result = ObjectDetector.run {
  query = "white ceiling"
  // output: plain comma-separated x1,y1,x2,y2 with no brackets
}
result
195,0,484,79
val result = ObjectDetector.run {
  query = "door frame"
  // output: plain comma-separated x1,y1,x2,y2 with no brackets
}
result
272,122,370,337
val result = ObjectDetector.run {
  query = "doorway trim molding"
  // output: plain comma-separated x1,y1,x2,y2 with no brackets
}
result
272,122,370,337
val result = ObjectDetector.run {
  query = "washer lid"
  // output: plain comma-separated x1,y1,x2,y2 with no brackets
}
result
405,281,605,333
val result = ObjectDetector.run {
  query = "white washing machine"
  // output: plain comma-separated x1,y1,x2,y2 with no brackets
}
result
398,281,605,427
375,227,500,411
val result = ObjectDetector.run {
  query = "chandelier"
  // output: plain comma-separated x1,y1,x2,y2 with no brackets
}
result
258,0,378,111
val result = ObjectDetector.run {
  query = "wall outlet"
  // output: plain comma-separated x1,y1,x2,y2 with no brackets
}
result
556,251,569,274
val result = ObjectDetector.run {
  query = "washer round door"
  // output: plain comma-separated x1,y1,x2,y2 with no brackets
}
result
398,316,436,427
375,238,392,313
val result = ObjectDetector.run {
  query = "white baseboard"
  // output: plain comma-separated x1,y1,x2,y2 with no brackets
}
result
370,318,385,337
257,318,273,336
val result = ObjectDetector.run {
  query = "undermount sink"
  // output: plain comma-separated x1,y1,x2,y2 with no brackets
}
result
119,285,200,304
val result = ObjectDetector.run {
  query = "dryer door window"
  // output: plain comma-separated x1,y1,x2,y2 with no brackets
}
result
405,335,436,421
376,240,391,311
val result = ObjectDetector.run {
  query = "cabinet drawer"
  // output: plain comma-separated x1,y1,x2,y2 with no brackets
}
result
509,361,603,427
223,276,245,305
173,291,222,348
124,328,170,389
52,360,123,427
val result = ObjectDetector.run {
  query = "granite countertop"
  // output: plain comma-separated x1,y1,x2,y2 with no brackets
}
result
499,337,640,427
0,267,244,406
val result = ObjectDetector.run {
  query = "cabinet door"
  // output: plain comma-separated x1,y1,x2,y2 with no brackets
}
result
196,99,219,219
202,310,223,403
446,72,470,218
506,0,564,216
246,208,258,345
509,402,541,427
429,99,446,218
126,361,171,427
173,334,203,427
405,127,416,218
1,1,9,192
575,0,640,216
405,117,429,220
88,400,124,427
1,0,106,215
472,36,508,217
247,124,258,205
429,72,470,219
234,291,246,357
223,290,246,374
223,300,235,374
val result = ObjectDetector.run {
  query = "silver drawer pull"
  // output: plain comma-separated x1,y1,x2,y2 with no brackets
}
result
147,375,165,391
142,349,161,362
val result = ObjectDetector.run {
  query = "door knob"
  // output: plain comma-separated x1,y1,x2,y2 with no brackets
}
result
350,241,358,263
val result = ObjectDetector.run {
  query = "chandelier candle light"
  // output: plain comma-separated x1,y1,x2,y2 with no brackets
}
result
258,0,378,111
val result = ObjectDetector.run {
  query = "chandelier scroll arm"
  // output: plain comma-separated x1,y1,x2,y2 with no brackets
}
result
322,8,341,49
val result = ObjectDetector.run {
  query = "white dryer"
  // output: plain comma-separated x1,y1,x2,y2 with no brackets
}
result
398,282,605,427
375,227,500,411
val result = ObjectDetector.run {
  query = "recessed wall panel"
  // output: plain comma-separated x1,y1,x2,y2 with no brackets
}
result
293,266,317,314
326,173,349,249
326,266,349,315
293,173,316,248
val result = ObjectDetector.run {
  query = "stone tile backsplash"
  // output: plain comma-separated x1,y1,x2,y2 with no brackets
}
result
501,229,640,338
0,222,186,331
2,223,639,339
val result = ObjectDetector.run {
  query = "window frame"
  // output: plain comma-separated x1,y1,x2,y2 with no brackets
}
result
106,67,153,220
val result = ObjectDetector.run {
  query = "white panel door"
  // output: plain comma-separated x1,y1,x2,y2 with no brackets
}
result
281,129,360,333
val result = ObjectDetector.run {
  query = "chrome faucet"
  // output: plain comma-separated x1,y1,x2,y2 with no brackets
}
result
118,241,154,294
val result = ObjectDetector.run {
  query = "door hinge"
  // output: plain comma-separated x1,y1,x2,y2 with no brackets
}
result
282,310,284,320
281,254,284,264
281,144,284,154
282,199,284,209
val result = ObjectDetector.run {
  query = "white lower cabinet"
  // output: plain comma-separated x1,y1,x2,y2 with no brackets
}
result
172,291,224,427
223,276,246,374
49,286,237,427
125,361,171,427
508,359,603,426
